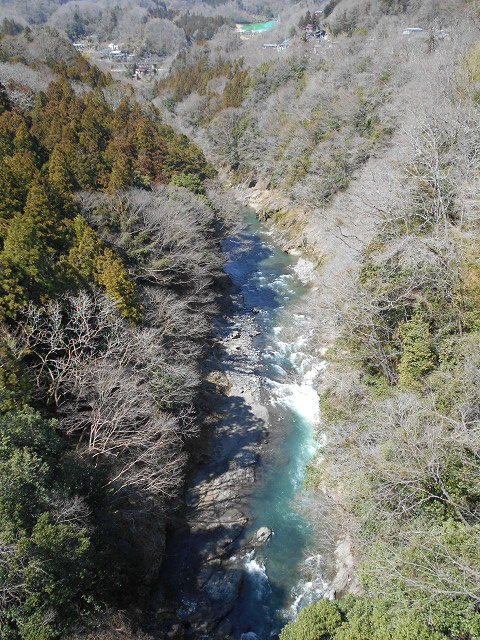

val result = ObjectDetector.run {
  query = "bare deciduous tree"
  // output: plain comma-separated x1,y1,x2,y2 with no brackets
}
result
6,291,196,502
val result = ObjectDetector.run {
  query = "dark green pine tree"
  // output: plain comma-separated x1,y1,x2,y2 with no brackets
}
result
0,180,68,317
0,82,11,114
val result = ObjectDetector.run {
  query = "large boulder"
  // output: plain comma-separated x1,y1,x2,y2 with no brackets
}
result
255,526,273,545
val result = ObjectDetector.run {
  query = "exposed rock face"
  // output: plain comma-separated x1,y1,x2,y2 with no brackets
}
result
324,535,362,600
255,526,273,545
150,287,271,638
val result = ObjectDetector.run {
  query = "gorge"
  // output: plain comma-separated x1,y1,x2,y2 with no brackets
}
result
2,1,480,638
152,209,332,638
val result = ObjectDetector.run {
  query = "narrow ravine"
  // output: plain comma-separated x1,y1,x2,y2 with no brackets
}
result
224,211,328,638
151,209,329,639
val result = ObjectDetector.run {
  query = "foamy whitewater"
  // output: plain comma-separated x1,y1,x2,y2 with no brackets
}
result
243,550,271,601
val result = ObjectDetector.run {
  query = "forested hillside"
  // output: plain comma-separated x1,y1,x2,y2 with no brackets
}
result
157,0,471,215
5,0,480,638
0,0,287,59
0,27,225,640
286,33,480,638
155,0,480,638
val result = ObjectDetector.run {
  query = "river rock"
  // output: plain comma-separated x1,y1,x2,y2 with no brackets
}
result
233,449,258,468
204,568,243,602
255,526,273,545
217,620,234,637
201,568,244,623
241,633,261,640
324,535,362,599
176,597,198,622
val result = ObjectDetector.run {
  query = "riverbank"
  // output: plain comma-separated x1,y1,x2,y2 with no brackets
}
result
148,206,337,639
226,180,368,604
148,216,285,638
149,294,270,638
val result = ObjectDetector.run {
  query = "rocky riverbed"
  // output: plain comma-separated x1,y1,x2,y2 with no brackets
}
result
147,205,363,640
148,280,275,639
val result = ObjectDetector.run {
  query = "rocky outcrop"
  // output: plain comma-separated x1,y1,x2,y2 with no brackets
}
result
255,526,273,545
149,283,271,638
324,536,362,600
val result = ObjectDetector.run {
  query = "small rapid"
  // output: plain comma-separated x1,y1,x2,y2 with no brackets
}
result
222,212,328,638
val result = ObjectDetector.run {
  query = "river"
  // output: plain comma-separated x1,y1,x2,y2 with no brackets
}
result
153,209,328,639
223,211,327,638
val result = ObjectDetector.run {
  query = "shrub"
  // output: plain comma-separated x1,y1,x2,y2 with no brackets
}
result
279,599,342,640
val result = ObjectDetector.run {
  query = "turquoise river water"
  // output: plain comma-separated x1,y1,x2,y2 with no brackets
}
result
222,211,327,638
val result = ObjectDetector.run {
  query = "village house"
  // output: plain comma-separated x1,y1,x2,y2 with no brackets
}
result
402,27,424,35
